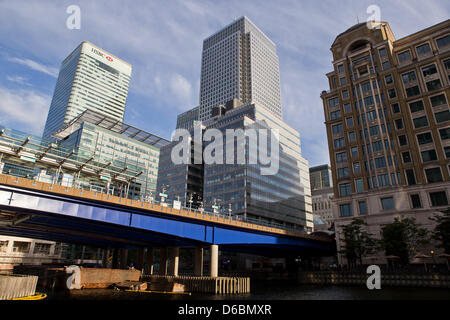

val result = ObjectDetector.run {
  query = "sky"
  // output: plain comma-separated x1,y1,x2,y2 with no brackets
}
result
0,0,449,167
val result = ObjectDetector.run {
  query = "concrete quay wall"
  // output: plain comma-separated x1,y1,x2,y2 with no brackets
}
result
298,271,450,288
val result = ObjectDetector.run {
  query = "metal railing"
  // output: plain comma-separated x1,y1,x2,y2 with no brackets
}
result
0,169,332,240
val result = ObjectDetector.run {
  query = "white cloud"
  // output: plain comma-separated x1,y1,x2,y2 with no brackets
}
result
7,57,58,78
170,73,193,105
183,0,207,16
6,75,31,86
0,0,449,167
0,86,50,135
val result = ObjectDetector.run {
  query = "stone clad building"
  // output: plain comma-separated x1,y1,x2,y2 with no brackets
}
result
320,20,450,265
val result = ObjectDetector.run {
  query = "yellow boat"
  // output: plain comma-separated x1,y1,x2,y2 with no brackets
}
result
12,292,47,300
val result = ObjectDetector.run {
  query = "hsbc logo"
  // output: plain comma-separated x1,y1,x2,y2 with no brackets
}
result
91,47,113,62
91,48,105,58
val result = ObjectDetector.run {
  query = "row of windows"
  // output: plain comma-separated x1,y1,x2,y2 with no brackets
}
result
331,102,448,159
396,34,450,64
0,240,53,255
338,163,449,197
339,190,448,217
335,33,450,77
328,54,450,120
313,199,332,212
329,87,448,125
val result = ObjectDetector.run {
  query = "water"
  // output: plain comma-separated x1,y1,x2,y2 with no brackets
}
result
45,281,450,300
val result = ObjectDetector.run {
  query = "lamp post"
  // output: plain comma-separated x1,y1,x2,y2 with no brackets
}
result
188,193,195,212
212,198,221,215
159,184,169,206
430,249,436,271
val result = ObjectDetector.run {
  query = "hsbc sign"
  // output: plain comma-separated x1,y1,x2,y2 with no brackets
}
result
81,42,132,76
91,47,105,58
91,48,113,62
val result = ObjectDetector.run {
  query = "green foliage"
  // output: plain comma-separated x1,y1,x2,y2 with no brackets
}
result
430,207,450,254
379,217,429,264
339,218,377,267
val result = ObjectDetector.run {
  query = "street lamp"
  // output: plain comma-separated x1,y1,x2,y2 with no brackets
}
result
188,193,194,211
430,249,436,268
159,184,169,206
212,198,221,215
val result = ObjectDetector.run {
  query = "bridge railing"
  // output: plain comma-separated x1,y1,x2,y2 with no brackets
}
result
168,204,295,233
0,170,331,240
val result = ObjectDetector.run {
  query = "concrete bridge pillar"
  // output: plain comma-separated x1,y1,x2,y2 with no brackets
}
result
145,248,154,275
210,245,218,278
119,248,128,269
169,247,180,276
103,248,111,268
112,248,119,269
160,247,168,275
136,247,145,270
194,247,204,276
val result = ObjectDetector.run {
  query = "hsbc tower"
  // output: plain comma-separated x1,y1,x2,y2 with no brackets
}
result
42,41,132,140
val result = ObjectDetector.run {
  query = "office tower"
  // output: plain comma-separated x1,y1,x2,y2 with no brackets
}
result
321,20,450,264
158,100,313,231
202,102,312,231
199,16,282,121
157,131,204,209
53,109,168,200
157,17,313,232
176,106,200,130
310,165,334,227
42,41,132,140
310,164,333,191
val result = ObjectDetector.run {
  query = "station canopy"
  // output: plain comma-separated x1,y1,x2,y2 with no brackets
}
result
52,109,170,149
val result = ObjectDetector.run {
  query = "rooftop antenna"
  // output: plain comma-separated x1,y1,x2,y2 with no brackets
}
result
353,8,360,24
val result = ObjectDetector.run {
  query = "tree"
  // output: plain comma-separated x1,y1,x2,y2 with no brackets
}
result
430,207,450,254
339,218,377,268
379,217,429,265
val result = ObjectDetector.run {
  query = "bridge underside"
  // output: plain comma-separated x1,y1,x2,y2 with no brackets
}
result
0,211,202,249
0,212,333,258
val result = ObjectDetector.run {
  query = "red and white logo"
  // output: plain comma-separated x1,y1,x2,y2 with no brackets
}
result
106,56,113,62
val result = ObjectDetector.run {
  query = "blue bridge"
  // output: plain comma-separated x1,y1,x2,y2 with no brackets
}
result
0,174,334,276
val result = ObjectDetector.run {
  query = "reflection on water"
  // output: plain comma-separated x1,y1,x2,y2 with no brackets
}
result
46,281,450,300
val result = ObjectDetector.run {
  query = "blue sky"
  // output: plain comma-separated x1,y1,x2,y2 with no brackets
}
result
0,0,449,167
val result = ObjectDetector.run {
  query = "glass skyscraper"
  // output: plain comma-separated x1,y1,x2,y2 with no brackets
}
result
199,16,282,121
176,106,200,130
157,17,313,232
42,41,132,140
202,103,312,230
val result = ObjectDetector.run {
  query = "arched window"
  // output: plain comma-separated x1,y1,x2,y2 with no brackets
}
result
349,40,370,53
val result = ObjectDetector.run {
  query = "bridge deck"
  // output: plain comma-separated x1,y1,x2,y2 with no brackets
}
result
0,174,328,243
